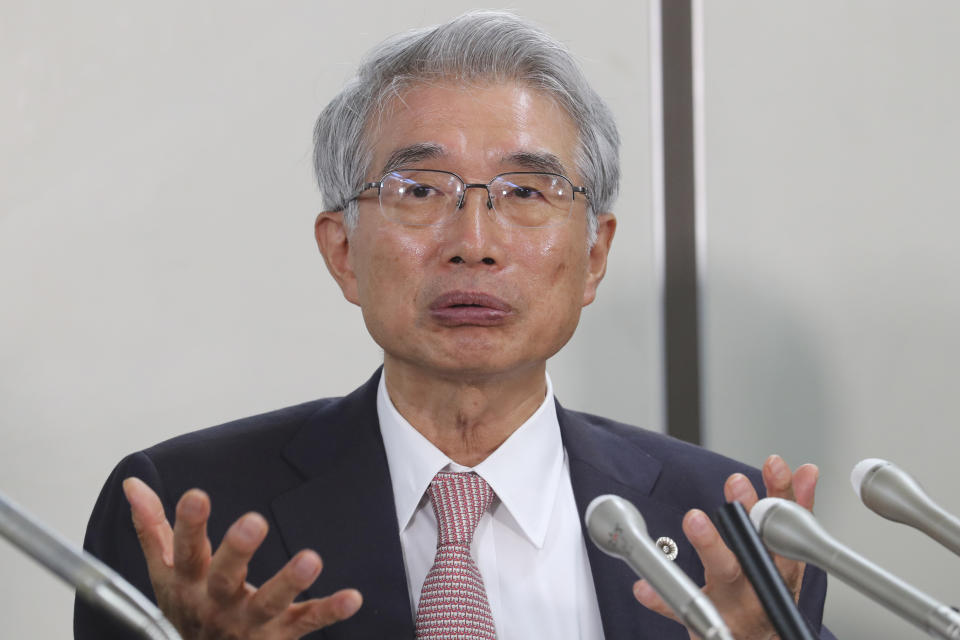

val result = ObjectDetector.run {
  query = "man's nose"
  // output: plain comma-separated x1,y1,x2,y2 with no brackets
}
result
443,186,503,266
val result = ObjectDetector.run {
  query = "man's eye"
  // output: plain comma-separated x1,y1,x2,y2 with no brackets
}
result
403,183,443,200
511,186,541,199
401,184,437,198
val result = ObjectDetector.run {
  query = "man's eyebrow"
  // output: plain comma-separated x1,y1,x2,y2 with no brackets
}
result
380,143,445,174
503,151,567,176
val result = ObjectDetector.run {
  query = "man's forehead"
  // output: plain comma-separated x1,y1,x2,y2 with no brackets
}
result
377,143,570,177
364,81,581,180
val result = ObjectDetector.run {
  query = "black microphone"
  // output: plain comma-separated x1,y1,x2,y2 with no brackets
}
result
585,494,734,640
852,458,960,557
713,501,817,640
0,491,181,640
752,497,960,640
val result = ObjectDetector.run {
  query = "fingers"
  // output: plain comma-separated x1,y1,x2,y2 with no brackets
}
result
632,579,680,623
284,589,363,636
123,477,175,570
683,509,741,584
635,459,821,637
206,512,268,603
792,463,819,511
248,550,323,623
632,510,744,625
725,456,819,512
762,454,796,501
172,489,212,581
124,482,359,636
724,472,760,511
758,455,815,594
758,455,820,511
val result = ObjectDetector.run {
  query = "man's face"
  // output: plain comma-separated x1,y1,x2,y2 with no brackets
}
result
317,81,615,381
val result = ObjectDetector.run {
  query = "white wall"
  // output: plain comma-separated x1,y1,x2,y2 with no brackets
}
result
0,2,657,637
11,2,957,638
701,2,960,637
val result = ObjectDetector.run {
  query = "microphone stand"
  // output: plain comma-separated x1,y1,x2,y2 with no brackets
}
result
0,490,181,640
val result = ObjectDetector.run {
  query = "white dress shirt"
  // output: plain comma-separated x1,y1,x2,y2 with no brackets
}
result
377,372,605,640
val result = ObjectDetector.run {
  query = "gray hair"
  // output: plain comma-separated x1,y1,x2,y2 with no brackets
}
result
313,10,620,244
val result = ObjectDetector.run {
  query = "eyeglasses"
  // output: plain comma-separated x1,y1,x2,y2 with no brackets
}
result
349,169,589,228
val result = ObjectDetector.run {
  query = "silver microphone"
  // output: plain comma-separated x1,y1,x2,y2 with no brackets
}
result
585,495,733,640
852,458,960,557
0,491,181,640
751,497,960,640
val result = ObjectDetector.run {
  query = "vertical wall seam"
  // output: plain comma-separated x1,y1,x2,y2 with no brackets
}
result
692,0,708,445
660,0,702,444
649,0,667,434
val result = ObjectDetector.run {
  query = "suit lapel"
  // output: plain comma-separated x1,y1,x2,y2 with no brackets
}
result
271,370,414,639
558,403,696,640
265,375,698,639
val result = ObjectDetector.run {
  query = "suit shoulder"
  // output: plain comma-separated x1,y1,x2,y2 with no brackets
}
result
140,397,338,473
563,408,763,492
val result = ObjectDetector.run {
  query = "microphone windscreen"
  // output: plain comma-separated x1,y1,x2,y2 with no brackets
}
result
850,458,888,500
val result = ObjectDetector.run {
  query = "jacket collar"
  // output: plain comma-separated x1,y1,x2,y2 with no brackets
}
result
272,368,415,639
269,370,695,639
558,402,696,639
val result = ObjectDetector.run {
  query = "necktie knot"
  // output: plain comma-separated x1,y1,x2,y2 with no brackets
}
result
427,471,494,547
416,471,497,639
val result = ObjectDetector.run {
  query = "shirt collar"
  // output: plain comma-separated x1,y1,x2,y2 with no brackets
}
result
377,372,564,549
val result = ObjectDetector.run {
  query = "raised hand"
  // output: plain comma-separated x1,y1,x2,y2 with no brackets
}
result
123,477,362,639
632,454,819,640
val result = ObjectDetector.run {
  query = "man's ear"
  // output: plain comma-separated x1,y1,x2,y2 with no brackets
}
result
582,213,616,307
315,210,360,305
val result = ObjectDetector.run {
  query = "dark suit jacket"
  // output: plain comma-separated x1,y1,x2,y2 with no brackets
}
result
76,369,832,639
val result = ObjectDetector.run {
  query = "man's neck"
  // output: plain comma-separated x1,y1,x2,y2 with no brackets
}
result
382,357,549,467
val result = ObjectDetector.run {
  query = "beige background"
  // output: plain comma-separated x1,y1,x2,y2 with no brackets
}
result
701,2,960,638
4,2,960,639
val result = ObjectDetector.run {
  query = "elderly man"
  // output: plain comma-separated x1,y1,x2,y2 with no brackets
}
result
76,11,831,640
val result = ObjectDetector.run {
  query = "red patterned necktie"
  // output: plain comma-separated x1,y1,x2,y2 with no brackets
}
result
415,471,497,640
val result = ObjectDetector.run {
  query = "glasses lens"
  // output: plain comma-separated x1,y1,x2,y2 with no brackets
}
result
490,173,573,227
379,170,461,226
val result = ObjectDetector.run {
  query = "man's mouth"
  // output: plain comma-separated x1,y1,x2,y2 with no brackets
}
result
428,291,513,326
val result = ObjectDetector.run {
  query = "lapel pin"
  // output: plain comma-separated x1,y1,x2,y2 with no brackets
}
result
655,536,678,561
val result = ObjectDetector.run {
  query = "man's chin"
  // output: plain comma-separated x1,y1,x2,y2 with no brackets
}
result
387,350,540,383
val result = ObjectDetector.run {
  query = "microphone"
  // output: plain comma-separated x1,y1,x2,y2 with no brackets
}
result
851,458,960,557
0,491,181,640
751,497,960,640
713,501,817,640
585,495,733,640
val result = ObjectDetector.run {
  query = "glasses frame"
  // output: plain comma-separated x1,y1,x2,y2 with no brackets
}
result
349,169,590,228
